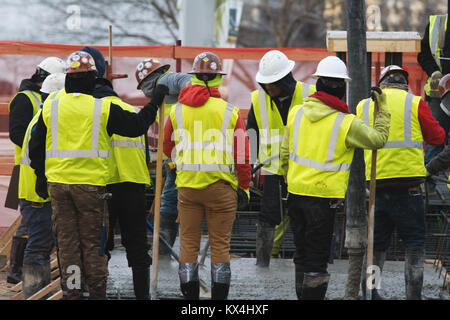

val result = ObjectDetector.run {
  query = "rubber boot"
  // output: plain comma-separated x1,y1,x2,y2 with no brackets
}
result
301,272,330,300
65,289,83,300
361,250,386,300
159,213,178,256
179,262,199,300
22,262,51,299
132,266,150,300
211,263,231,300
405,248,424,300
255,221,275,267
7,236,27,284
294,265,304,300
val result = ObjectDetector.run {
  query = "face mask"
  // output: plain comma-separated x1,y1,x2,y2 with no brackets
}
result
316,77,346,100
140,71,163,98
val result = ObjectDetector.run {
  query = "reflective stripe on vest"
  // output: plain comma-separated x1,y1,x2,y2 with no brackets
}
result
289,108,351,172
110,139,145,151
362,94,423,149
174,102,235,172
25,90,41,109
45,98,110,159
302,83,311,100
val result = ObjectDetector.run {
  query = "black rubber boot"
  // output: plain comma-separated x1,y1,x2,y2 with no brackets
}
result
211,263,231,300
405,248,424,300
132,267,150,300
159,214,178,256
295,266,304,300
22,262,51,299
179,262,199,300
255,221,275,267
7,236,27,284
301,272,330,300
361,251,386,300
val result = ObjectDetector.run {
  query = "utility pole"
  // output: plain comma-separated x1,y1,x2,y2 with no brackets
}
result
344,0,370,300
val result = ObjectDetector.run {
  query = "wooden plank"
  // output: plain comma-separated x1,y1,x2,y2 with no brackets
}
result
50,258,58,270
51,268,60,280
47,290,63,300
10,281,22,292
27,278,61,300
0,215,21,249
9,291,24,300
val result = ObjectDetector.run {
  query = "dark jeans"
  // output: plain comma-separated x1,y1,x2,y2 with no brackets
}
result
161,159,178,215
20,200,54,266
424,95,449,164
106,182,151,268
288,194,335,273
374,189,426,251
259,174,287,227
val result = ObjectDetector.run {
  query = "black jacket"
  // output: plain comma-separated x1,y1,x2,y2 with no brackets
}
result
9,79,42,147
29,84,158,178
417,19,450,77
426,136,450,175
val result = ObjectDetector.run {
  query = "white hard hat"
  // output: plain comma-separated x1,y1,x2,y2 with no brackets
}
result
41,73,66,94
38,57,67,74
312,56,351,81
255,50,295,84
379,65,408,84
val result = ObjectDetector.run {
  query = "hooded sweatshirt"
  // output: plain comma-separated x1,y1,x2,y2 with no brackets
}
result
163,74,251,190
280,91,391,182
9,78,42,147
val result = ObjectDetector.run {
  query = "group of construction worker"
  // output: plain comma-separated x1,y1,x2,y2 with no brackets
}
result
5,11,450,300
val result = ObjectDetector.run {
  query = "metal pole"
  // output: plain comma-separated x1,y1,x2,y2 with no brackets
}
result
344,0,370,300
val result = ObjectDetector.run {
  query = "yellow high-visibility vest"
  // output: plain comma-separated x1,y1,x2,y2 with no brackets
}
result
18,109,50,202
9,90,41,165
105,96,150,186
356,88,426,180
251,81,316,175
156,103,175,160
170,97,240,190
424,14,448,96
287,102,355,198
42,92,112,186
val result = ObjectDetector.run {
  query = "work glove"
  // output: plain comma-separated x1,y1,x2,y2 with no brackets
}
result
430,71,443,90
35,175,49,199
237,187,250,211
371,87,388,111
151,84,169,107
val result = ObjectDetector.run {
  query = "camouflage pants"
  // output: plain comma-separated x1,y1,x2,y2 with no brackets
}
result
48,183,108,291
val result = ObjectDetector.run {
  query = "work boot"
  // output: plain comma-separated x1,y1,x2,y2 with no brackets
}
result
211,263,231,300
361,250,386,300
88,284,107,300
132,266,150,300
7,236,27,284
65,289,83,300
22,262,51,299
301,272,330,300
179,262,199,300
159,214,178,256
405,248,424,300
255,221,275,267
294,265,304,300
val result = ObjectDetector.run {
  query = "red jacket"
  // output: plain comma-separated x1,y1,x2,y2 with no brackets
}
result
163,85,251,190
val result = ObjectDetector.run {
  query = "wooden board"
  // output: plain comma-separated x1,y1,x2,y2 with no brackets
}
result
27,278,61,300
47,290,62,300
0,215,21,249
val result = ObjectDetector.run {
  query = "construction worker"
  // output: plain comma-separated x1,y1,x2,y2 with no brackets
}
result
136,58,192,255
163,52,251,300
28,51,161,300
417,13,450,163
246,49,316,267
356,65,445,300
6,56,66,284
280,56,391,300
80,47,152,300
18,73,65,298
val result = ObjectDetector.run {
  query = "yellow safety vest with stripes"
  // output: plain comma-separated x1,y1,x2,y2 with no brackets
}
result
8,90,42,165
156,103,175,160
286,102,355,198
106,96,150,186
356,88,426,180
424,14,448,96
42,92,112,186
18,109,50,202
251,81,316,175
170,97,240,190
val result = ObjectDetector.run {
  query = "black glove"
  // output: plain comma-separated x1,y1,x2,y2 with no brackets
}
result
151,84,169,107
35,175,49,199
237,187,249,211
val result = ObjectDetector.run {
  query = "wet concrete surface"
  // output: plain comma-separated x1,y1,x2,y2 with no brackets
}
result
106,236,449,300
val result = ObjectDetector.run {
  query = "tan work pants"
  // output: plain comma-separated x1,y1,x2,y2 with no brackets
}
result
178,180,237,263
